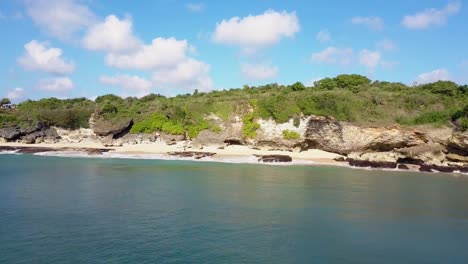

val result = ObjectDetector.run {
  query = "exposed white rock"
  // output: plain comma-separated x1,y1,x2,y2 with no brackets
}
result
257,117,308,140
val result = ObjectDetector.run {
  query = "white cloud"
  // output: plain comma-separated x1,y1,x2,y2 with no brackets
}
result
359,49,381,69
82,15,141,53
212,10,300,51
351,16,384,31
25,0,96,40
241,63,278,80
402,2,461,29
316,29,331,43
186,3,205,12
17,40,75,74
415,69,450,84
311,47,353,65
7,88,25,100
106,37,189,70
37,77,74,92
152,58,213,92
376,39,398,52
100,74,152,95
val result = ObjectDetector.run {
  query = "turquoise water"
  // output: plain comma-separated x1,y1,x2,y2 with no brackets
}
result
1,154,468,263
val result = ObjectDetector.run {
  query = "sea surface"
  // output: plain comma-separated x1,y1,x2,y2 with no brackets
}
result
1,154,468,264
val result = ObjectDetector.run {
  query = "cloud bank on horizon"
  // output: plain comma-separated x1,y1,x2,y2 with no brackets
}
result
0,0,466,101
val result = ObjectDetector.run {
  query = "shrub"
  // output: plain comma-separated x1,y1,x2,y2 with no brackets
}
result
334,74,371,89
293,117,300,127
242,113,260,139
282,130,300,140
211,125,222,134
460,117,468,131
289,82,306,91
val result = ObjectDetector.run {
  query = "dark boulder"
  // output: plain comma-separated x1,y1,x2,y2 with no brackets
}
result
92,118,133,137
20,128,59,144
167,151,216,159
397,164,410,170
254,154,293,163
347,158,397,169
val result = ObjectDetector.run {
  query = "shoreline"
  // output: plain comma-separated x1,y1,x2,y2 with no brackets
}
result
1,142,467,176
0,141,342,165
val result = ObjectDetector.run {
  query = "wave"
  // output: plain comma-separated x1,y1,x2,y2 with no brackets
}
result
0,150,21,155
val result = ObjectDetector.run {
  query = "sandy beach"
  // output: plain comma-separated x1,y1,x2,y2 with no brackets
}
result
0,141,343,165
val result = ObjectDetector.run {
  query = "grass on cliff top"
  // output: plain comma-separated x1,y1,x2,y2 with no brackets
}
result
2,75,467,135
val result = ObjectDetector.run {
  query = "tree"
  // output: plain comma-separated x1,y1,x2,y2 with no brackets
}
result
290,82,305,91
333,74,371,89
421,81,459,96
1,98,11,106
315,78,337,90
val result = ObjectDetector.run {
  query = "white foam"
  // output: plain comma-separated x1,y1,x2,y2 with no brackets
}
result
34,151,102,158
31,151,332,167
0,150,21,155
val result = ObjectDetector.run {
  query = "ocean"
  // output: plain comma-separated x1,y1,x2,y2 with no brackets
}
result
1,154,468,263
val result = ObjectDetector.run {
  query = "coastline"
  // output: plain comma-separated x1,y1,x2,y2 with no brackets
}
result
2,142,467,175
0,141,343,165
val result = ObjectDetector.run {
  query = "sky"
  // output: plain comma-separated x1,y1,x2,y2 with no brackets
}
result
0,0,467,102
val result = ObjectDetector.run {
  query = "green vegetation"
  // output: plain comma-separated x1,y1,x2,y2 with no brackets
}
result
293,117,300,128
1,75,467,135
242,113,260,138
282,130,300,140
1,98,11,106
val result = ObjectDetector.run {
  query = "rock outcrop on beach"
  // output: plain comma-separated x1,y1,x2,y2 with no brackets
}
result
168,151,216,159
20,128,59,144
0,145,112,155
91,116,133,137
254,154,293,163
304,116,427,154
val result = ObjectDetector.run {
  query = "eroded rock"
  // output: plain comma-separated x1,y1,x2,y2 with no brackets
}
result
254,154,292,163
167,151,216,159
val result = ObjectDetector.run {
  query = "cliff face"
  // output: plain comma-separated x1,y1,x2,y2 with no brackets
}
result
1,113,466,173
304,116,427,154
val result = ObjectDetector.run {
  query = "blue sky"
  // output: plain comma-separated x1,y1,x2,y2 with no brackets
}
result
0,0,467,102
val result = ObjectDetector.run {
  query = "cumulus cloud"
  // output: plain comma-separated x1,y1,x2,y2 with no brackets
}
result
106,37,189,70
415,69,451,84
152,58,213,92
311,47,354,66
7,88,25,101
17,40,75,74
351,16,384,31
359,49,381,70
212,10,300,52
25,0,96,40
316,29,331,43
36,77,74,92
82,15,141,53
100,74,152,95
376,39,398,52
186,3,205,12
402,2,461,29
241,63,278,80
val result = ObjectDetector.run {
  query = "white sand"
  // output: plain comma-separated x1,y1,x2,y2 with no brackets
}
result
0,141,342,165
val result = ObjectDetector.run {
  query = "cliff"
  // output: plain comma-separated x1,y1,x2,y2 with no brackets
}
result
1,113,466,173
